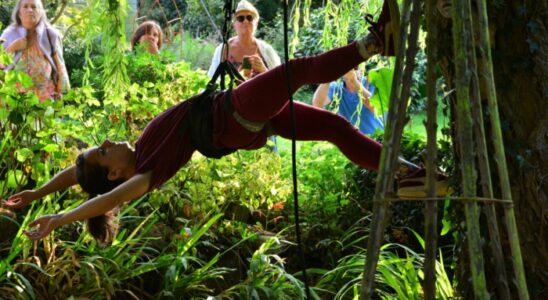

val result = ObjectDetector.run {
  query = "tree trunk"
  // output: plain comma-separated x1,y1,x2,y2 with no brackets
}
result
436,0,547,298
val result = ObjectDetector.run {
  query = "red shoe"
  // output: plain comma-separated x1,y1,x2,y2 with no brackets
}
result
397,166,452,199
365,1,400,56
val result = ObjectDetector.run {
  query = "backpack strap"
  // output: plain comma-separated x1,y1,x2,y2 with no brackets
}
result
44,28,59,87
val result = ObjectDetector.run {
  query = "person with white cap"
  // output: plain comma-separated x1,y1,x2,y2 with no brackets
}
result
208,1,282,151
207,0,281,79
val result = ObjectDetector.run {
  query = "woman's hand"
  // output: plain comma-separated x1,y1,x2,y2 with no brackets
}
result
140,36,159,54
6,37,28,53
2,190,37,210
24,214,62,240
247,54,268,74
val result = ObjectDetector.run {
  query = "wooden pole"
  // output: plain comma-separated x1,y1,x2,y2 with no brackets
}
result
361,0,409,297
475,0,529,298
361,0,421,298
463,3,510,297
452,0,489,298
423,0,438,298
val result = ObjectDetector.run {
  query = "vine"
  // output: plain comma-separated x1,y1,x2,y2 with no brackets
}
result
82,0,129,106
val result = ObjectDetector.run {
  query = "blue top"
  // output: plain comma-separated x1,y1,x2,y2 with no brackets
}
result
327,78,384,135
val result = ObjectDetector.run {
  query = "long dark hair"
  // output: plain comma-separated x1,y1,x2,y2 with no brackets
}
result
130,21,163,51
76,154,125,244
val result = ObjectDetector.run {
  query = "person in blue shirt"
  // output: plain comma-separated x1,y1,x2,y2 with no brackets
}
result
313,65,384,135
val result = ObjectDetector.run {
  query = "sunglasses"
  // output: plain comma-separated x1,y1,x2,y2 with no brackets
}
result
236,15,254,23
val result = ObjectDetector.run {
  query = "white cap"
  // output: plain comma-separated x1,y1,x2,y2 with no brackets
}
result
235,0,259,19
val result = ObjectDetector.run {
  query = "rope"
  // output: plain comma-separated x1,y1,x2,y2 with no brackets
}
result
198,0,222,39
220,0,233,89
207,0,243,91
282,0,311,298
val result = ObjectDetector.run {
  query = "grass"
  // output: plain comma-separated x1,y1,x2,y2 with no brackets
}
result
405,103,450,138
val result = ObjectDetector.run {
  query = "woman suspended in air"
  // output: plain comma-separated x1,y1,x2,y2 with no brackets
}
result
2,2,447,243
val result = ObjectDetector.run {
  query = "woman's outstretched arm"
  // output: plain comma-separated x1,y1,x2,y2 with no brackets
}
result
24,171,151,240
2,166,78,209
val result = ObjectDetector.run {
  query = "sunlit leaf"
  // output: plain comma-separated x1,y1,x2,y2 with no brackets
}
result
15,148,33,162
7,170,25,188
369,66,394,116
42,144,59,153
16,72,34,89
0,108,8,120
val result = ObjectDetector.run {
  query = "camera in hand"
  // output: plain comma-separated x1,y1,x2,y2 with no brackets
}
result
242,57,251,70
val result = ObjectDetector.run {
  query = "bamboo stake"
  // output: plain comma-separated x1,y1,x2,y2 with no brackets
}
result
361,0,410,298
475,0,529,298
452,0,489,298
361,0,420,298
424,0,438,298
465,4,510,298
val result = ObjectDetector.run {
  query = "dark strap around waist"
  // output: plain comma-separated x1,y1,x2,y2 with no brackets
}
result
181,88,236,159
182,83,268,158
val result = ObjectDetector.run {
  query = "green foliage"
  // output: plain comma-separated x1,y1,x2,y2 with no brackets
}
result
0,196,227,298
182,0,225,38
314,225,455,299
0,1,461,297
281,142,356,226
292,1,381,57
138,0,187,29
178,148,292,218
0,3,10,29
369,66,394,117
223,237,311,300
126,50,175,84
79,0,130,103
62,30,94,82
159,213,230,297
64,54,209,146
163,31,217,71
0,71,70,197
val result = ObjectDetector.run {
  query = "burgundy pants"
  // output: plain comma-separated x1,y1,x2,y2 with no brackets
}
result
223,42,382,171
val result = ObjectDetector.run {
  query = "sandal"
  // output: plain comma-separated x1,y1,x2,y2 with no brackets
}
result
397,166,452,199
365,1,400,56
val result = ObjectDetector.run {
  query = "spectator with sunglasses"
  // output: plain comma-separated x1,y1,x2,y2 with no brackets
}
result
207,0,281,79
208,0,281,152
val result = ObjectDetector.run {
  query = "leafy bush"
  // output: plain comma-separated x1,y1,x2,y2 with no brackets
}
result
280,141,357,228
314,225,455,299
223,237,309,300
163,31,217,71
182,0,225,39
172,148,292,223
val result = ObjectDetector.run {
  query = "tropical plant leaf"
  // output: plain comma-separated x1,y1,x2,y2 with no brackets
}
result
368,66,395,118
